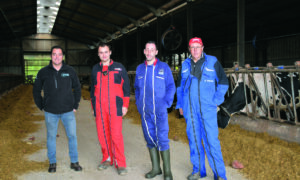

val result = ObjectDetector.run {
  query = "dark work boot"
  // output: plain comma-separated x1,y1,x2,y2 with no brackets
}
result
48,163,56,173
70,162,82,171
145,148,162,178
160,149,173,180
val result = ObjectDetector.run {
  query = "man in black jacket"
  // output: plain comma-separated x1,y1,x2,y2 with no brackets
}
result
33,46,82,173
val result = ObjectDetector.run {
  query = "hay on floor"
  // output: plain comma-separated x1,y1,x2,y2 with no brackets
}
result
81,86,90,101
0,85,48,180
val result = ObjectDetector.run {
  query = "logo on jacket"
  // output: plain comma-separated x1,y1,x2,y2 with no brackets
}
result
158,69,164,75
61,73,69,77
205,67,214,72
114,68,122,71
182,68,188,73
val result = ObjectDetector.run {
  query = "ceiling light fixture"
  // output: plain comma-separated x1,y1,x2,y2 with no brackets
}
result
37,0,61,33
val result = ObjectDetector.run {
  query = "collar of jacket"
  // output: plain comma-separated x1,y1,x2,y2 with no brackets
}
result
48,60,65,70
99,60,114,67
144,58,158,66
187,52,206,63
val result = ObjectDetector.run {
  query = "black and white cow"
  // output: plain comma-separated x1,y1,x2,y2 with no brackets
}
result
218,71,300,128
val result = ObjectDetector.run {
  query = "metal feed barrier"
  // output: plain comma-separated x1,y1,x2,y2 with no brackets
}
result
224,62,300,125
128,62,300,125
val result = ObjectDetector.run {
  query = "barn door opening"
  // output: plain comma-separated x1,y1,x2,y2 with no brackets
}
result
24,53,51,84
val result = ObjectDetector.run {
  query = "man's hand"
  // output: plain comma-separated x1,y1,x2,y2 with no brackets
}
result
122,107,128,117
179,108,183,115
73,109,77,113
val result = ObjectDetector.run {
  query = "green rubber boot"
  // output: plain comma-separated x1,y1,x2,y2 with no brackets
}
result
145,148,162,178
160,149,173,180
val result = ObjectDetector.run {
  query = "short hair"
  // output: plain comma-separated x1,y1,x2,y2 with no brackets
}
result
98,43,112,51
51,45,64,55
145,41,157,49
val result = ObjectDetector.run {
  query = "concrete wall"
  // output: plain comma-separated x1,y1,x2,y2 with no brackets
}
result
231,114,300,144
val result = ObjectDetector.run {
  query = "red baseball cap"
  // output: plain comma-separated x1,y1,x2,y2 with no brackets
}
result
189,37,203,47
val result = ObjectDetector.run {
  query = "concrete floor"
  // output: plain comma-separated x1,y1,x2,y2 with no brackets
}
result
18,99,247,180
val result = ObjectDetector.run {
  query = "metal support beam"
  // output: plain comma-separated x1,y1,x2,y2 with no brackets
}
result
73,0,137,24
0,8,17,39
58,0,82,35
186,1,193,41
54,30,95,45
237,0,245,66
55,22,99,41
58,7,122,33
136,28,142,63
130,0,165,17
122,37,127,69
56,15,107,35
65,38,68,64
20,39,25,81
18,0,30,35
156,17,162,60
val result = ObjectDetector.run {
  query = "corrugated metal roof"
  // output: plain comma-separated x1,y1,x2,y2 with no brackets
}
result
0,0,299,47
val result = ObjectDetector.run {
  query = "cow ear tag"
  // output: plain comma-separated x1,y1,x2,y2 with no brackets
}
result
233,62,239,71
277,65,284,69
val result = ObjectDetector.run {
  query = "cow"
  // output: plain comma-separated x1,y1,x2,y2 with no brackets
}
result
128,69,300,128
218,70,300,128
218,81,260,128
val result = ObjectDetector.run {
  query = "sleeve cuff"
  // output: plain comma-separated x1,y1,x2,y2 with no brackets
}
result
123,97,130,108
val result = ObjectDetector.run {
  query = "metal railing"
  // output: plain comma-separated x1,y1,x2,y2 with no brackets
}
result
128,62,300,125
224,65,300,124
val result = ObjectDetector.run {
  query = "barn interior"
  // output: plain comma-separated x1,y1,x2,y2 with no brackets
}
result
1,0,300,180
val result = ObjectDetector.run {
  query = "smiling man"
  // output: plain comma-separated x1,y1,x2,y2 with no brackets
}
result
176,37,228,180
33,45,82,173
90,43,130,176
134,41,175,180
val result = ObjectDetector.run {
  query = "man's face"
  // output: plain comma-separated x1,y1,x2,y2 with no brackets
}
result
144,43,158,62
51,48,63,66
98,46,111,63
189,42,204,61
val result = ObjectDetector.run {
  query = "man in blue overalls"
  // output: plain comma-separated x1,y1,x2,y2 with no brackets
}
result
176,37,228,180
135,41,176,180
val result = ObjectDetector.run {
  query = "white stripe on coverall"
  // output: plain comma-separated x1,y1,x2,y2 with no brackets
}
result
142,65,160,149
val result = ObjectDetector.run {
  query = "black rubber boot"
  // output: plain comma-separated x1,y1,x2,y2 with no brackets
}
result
160,149,173,180
145,148,162,178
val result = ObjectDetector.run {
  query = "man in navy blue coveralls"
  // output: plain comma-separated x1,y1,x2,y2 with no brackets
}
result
177,37,228,180
134,41,175,180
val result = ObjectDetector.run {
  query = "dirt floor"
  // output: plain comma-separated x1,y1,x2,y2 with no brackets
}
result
1,85,300,180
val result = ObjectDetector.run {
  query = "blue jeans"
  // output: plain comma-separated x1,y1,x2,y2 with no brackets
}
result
44,111,78,164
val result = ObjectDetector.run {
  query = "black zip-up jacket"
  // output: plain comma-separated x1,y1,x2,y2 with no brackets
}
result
33,61,81,114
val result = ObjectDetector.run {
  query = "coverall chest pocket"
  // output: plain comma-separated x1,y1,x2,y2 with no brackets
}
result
202,68,215,80
201,69,216,102
155,75,165,98
114,72,122,84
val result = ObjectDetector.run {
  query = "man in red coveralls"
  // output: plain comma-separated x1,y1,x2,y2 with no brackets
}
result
90,43,130,175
